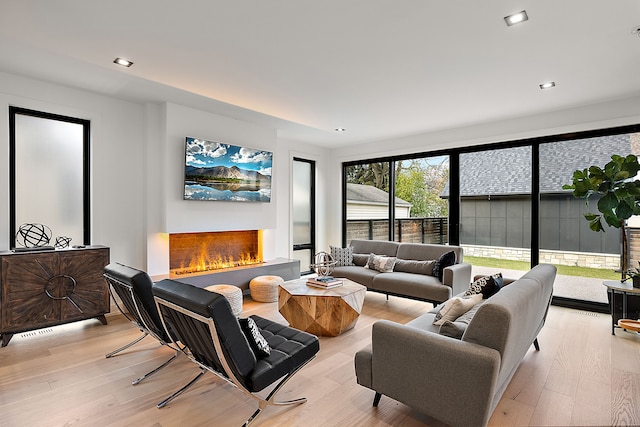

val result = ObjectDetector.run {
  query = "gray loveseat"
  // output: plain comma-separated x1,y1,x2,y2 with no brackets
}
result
354,263,557,427
331,239,472,304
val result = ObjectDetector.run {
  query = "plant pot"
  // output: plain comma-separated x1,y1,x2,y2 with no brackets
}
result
633,276,640,289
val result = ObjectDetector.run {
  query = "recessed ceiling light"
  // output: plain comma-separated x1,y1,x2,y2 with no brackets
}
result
113,57,133,67
539,81,556,90
504,10,528,26
335,128,346,132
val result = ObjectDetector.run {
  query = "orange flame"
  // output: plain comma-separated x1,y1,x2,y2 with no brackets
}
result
170,231,263,276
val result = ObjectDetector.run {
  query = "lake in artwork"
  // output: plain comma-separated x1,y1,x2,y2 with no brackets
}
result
184,182,271,202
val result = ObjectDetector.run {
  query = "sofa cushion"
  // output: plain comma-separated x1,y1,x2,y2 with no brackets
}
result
365,254,396,272
393,259,436,275
433,293,482,326
464,273,503,299
332,265,379,287
372,272,451,302
350,239,399,257
396,243,463,264
432,250,456,282
330,245,353,267
405,311,441,333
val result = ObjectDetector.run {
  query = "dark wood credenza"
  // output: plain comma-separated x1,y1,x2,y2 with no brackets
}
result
0,245,110,347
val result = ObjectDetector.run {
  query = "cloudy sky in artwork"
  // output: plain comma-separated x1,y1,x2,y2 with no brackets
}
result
185,137,272,176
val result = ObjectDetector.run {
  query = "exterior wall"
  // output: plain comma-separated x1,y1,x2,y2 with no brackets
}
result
346,202,410,219
461,196,620,254
462,244,620,269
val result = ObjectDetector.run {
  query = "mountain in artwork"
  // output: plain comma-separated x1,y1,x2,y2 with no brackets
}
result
185,165,270,182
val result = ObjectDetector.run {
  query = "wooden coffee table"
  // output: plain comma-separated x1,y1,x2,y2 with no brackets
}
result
278,278,366,337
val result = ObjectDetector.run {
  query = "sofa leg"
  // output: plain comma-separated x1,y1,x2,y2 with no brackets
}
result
533,338,540,351
386,294,389,301
373,392,382,407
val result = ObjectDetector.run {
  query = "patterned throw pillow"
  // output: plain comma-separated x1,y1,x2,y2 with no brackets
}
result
432,251,457,282
239,317,270,358
464,273,503,299
330,246,354,267
364,253,396,272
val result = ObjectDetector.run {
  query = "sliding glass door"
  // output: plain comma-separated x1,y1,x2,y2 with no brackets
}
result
459,146,532,281
539,133,637,305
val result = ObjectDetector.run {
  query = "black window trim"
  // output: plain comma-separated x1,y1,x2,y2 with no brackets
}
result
342,123,640,312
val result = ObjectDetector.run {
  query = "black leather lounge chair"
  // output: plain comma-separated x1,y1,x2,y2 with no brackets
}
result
103,263,179,385
152,278,320,427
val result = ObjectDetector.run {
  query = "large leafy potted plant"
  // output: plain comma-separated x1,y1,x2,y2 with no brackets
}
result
563,154,640,283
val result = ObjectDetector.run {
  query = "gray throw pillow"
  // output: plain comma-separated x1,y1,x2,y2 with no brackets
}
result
330,245,353,267
352,254,369,266
393,259,436,275
438,320,466,339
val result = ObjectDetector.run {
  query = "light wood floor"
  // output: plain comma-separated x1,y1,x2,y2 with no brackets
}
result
1,292,640,427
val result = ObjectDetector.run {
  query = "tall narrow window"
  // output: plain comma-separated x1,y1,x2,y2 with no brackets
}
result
9,107,90,248
292,158,315,274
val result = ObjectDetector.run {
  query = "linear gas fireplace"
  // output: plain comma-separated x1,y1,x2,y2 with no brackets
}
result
169,230,263,276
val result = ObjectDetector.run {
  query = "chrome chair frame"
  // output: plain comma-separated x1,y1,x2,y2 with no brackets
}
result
154,296,314,427
105,273,179,385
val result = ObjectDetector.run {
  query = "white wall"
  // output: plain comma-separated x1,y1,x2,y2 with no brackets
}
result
324,93,640,246
3,69,640,276
0,71,147,269
0,71,330,277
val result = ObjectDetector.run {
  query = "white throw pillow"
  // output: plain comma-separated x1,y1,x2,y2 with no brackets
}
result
433,293,482,326
364,253,396,272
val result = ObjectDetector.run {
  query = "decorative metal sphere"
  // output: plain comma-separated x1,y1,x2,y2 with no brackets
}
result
54,236,72,249
310,251,337,277
16,223,52,248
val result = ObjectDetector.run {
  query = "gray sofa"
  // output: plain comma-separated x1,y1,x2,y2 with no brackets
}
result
331,239,472,304
354,263,557,427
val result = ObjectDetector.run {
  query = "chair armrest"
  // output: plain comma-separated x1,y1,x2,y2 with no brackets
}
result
370,320,500,427
443,262,472,295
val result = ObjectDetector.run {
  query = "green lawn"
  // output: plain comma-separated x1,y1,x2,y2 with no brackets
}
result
465,255,620,280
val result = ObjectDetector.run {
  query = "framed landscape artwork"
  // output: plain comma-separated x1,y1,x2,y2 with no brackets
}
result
183,137,273,202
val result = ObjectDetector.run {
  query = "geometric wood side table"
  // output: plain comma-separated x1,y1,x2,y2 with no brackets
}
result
278,278,366,337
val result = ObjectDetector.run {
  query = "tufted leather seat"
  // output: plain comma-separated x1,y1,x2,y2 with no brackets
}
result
152,278,319,426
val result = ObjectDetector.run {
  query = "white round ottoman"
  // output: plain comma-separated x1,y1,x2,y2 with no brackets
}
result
250,275,284,303
204,284,243,316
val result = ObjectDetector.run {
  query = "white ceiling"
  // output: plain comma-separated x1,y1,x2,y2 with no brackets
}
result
1,1,639,147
